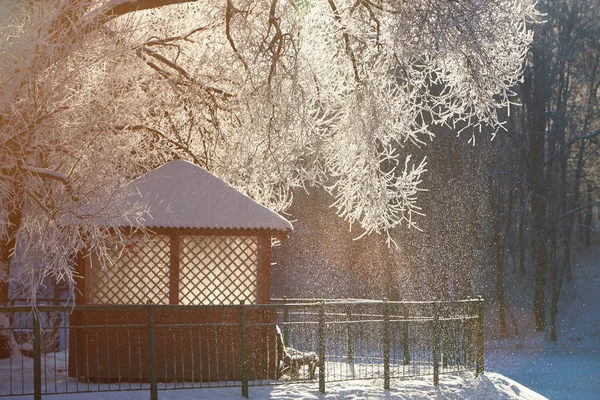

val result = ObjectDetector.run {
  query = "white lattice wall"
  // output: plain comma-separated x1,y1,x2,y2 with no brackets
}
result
85,234,262,305
179,235,260,305
85,234,171,304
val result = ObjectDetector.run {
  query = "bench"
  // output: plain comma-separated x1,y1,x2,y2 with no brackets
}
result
275,325,318,380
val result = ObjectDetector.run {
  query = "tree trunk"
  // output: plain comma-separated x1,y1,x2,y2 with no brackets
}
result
0,178,24,358
526,42,550,332
584,187,593,247
519,185,527,276
495,208,507,338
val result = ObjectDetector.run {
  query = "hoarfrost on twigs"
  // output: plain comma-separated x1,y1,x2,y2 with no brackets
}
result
0,0,539,296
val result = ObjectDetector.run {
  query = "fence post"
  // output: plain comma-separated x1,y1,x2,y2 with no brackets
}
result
432,299,440,386
346,304,354,371
383,299,390,391
468,299,474,368
476,296,485,376
318,300,326,395
33,311,42,400
403,300,410,366
442,302,448,369
282,296,289,347
147,306,158,400
240,301,249,398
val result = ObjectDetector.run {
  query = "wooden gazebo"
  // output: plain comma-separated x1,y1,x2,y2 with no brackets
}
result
69,160,292,382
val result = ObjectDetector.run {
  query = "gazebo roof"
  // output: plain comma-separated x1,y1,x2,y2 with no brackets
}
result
121,160,292,233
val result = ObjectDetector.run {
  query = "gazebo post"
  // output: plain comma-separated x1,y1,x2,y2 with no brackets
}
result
260,236,272,303
169,235,180,304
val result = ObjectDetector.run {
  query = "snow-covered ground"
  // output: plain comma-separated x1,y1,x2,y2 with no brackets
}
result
1,350,548,399
485,221,600,400
487,344,599,400
2,371,546,399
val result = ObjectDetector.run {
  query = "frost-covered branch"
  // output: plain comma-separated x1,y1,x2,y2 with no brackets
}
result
18,164,78,202
0,0,538,302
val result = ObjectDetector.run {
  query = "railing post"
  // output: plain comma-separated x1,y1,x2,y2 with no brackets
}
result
346,304,354,372
403,300,410,366
467,299,474,368
383,299,390,391
318,300,326,395
282,296,289,347
432,299,440,386
442,302,448,368
147,306,158,400
476,296,485,376
33,311,42,400
240,301,249,398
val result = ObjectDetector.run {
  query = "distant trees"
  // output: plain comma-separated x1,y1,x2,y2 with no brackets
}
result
488,0,600,340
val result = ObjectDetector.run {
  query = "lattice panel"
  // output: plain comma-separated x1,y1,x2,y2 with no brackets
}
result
179,235,260,305
86,234,170,304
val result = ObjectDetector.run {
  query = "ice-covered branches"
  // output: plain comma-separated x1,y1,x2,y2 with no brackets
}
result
0,0,537,299
291,0,537,232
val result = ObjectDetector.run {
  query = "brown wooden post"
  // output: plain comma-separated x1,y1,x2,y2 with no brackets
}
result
76,250,87,304
259,235,272,303
169,235,180,304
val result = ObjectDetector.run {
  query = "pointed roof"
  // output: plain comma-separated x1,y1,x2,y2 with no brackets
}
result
121,160,292,233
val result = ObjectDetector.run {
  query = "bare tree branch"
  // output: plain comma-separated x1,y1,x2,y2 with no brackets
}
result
95,0,199,21
225,0,249,71
544,128,600,166
557,200,600,221
327,0,361,83
114,125,206,168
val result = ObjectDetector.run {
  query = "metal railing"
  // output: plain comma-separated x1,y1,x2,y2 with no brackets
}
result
0,297,484,398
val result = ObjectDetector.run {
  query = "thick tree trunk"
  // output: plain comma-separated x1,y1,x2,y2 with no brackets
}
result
494,188,507,338
530,130,548,332
526,47,550,332
583,188,593,247
549,239,564,342
519,186,527,276
0,178,24,359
